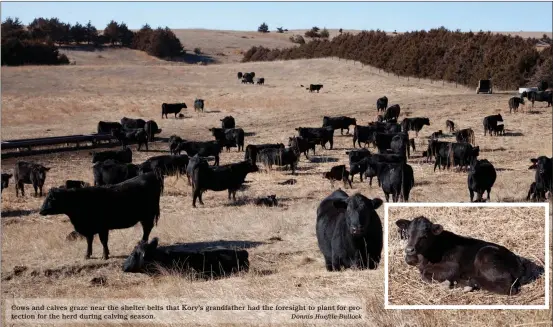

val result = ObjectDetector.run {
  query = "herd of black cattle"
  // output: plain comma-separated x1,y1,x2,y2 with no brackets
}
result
1,77,551,292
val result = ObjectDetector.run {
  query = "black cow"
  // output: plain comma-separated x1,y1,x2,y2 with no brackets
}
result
256,78,265,85
288,136,316,159
346,148,371,182
493,124,505,136
168,135,183,155
376,96,388,112
112,128,148,151
237,72,243,79
173,141,221,166
367,161,414,202
432,141,479,172
446,120,455,132
192,160,259,207
307,84,324,93
401,117,430,137
194,99,205,112
121,117,146,130
144,120,161,141
242,73,254,84
467,158,497,202
139,155,189,177
186,154,208,188
454,128,475,145
483,114,503,136
122,238,249,277
93,160,139,186
350,153,405,187
323,165,352,188
352,125,375,148
430,130,443,140
220,116,236,129
508,96,525,113
1,173,13,193
255,195,278,207
374,132,410,158
209,128,245,152
39,172,164,260
322,116,357,135
316,189,383,271
161,103,187,119
14,161,51,197
64,180,90,189
528,156,552,201
396,216,543,295
91,147,132,164
525,91,552,108
295,127,334,150
97,121,122,134
245,143,285,163
390,133,411,158
383,104,401,122
368,121,402,134
258,147,299,174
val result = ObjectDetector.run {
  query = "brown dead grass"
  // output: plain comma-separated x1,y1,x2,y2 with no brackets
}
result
1,56,552,326
387,207,547,306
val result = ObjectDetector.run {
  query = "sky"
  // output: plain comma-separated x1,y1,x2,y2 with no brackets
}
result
1,1,552,32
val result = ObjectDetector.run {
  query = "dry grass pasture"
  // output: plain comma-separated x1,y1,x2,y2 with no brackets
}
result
387,206,547,306
1,45,553,327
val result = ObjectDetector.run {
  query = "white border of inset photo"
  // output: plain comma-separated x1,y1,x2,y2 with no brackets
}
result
384,202,550,310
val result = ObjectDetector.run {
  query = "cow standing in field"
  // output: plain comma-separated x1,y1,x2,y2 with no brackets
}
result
91,147,132,164
209,127,245,152
288,136,316,159
39,172,164,260
395,216,543,295
121,117,146,130
383,104,401,122
508,96,524,113
467,158,497,202
346,148,371,182
446,120,455,132
258,147,299,174
194,99,205,112
528,156,552,201
322,116,357,135
367,161,414,202
1,173,13,193
162,103,187,119
221,116,236,129
97,121,122,134
454,128,475,145
173,141,221,166
186,154,208,188
139,155,189,177
307,84,324,93
93,160,139,186
524,91,553,108
144,120,161,141
256,78,265,85
14,161,51,197
316,189,383,271
112,128,148,151
376,96,388,112
295,127,334,150
323,165,353,189
483,114,503,136
237,72,243,79
242,73,254,84
401,117,430,137
245,143,285,163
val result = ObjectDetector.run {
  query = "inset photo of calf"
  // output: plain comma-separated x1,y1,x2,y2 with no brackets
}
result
385,203,549,308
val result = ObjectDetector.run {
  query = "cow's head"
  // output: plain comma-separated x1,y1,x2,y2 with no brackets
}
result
395,216,443,265
39,188,66,216
533,156,553,175
1,173,13,190
351,118,357,125
32,166,51,183
422,118,430,125
122,238,159,273
472,146,480,158
333,193,383,237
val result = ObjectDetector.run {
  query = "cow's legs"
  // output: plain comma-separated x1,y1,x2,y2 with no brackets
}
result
85,235,94,259
39,185,43,197
98,230,110,260
19,182,25,196
486,189,491,201
384,193,390,202
141,220,153,242
469,189,475,202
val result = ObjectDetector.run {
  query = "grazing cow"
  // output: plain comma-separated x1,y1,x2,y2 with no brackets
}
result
245,143,285,163
121,117,146,130
323,165,353,188
467,158,497,202
255,195,278,207
322,116,357,135
525,90,553,108
194,99,205,112
376,96,388,112
528,156,552,201
192,160,259,207
367,161,414,202
346,148,371,182
395,216,543,295
430,130,443,140
237,72,243,79
256,78,265,85
209,128,245,152
401,117,430,137
454,128,475,145
14,161,51,197
446,120,455,132
307,84,324,93
39,172,164,260
295,127,334,150
288,136,316,159
173,141,221,166
483,114,503,136
508,96,525,113
122,237,249,277
316,189,383,271
220,116,236,129
186,154,208,187
258,147,299,174
383,104,401,122
91,147,132,164
161,103,187,119
64,180,90,189
144,120,161,141
1,173,12,193
139,155,189,177
241,73,254,84
97,121,122,134
93,160,140,186
112,128,148,151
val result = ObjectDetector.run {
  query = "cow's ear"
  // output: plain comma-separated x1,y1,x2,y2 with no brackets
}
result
44,167,51,171
395,219,410,230
332,200,348,210
345,151,350,154
530,158,538,164
371,198,383,209
431,224,443,235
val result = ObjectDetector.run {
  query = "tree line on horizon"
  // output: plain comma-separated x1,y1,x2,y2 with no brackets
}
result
242,28,553,90
1,17,185,66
